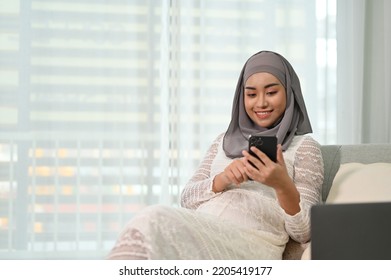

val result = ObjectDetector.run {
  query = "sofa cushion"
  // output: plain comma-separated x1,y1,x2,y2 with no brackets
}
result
326,162,391,203
304,162,391,260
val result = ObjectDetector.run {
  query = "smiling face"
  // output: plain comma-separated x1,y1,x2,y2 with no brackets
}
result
244,72,287,128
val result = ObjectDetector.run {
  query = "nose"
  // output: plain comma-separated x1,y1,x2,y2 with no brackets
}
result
255,94,268,108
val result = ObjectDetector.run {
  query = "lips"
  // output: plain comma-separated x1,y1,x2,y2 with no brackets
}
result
255,110,272,119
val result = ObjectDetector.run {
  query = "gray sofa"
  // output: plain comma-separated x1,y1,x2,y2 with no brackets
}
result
283,143,391,259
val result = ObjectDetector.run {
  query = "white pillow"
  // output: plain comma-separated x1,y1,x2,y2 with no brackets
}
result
326,162,391,204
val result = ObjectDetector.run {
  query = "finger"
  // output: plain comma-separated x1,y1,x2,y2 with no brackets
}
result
225,166,243,185
239,165,249,181
232,167,245,183
242,150,261,168
242,154,260,178
251,147,275,166
243,164,256,180
244,161,267,183
250,146,272,165
225,170,239,185
234,160,250,183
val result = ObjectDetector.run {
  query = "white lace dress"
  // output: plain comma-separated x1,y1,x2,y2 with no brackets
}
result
107,133,324,260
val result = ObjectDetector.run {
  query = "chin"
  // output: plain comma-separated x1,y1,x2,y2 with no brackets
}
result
253,118,270,127
255,122,270,128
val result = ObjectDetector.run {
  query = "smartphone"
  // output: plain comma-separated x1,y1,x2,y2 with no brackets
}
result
248,135,277,164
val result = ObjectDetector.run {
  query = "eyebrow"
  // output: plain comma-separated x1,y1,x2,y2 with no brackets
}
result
245,83,280,90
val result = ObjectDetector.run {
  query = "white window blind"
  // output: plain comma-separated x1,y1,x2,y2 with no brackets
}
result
0,0,336,259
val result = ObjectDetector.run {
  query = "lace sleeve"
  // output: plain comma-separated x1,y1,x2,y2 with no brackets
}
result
284,136,324,243
180,133,224,209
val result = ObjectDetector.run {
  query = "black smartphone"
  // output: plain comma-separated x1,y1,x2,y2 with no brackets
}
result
248,135,277,164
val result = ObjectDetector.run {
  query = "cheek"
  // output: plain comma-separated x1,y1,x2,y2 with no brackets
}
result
244,97,253,114
278,100,286,112
276,94,287,112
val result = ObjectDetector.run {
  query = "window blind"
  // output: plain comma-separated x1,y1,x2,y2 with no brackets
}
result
0,0,336,259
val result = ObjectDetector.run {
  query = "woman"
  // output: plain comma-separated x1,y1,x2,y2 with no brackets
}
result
107,50,324,260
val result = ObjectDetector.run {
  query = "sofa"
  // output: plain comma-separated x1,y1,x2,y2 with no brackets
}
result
283,143,391,260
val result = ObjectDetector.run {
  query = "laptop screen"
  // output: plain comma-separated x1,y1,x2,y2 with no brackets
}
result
310,202,391,260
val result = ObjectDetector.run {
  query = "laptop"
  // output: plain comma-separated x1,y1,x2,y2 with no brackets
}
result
310,202,391,260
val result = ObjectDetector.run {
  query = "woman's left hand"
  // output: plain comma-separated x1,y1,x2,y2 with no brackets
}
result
242,144,301,215
242,144,291,191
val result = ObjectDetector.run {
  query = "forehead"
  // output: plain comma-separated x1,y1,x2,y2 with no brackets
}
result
244,72,281,85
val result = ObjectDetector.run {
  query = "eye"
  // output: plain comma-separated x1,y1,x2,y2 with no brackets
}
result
246,92,257,98
266,91,277,96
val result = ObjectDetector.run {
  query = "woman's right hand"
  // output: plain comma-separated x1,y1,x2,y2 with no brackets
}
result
212,158,248,193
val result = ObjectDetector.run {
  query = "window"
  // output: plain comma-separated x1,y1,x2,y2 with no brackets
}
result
0,0,336,259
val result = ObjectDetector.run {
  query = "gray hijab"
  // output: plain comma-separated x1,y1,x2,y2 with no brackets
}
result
223,50,312,158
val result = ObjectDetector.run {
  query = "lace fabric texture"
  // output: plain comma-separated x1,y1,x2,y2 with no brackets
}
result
107,133,324,260
107,228,150,260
